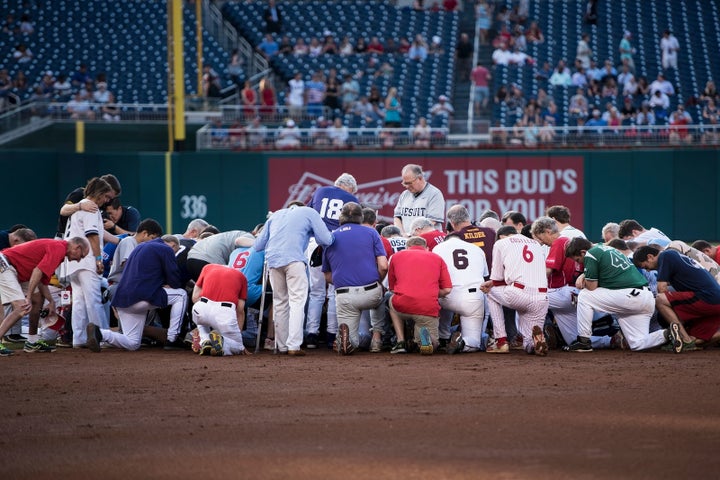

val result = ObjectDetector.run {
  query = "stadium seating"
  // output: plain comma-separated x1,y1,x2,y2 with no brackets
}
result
221,1,458,128
491,0,720,127
0,0,231,104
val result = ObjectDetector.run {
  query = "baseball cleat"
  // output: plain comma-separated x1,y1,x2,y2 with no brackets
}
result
3,334,28,344
419,326,433,355
562,337,593,352
337,323,354,355
447,331,465,355
189,329,202,354
199,340,213,356
23,340,56,353
486,337,510,353
390,340,407,354
668,323,683,354
208,332,224,356
86,324,102,353
532,326,548,356
0,343,13,356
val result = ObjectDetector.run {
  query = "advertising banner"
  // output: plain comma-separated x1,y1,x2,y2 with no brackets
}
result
268,155,584,229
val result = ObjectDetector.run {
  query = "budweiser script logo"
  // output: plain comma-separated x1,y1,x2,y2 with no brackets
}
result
282,171,435,220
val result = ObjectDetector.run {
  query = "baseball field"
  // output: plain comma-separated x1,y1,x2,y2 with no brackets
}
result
4,346,719,479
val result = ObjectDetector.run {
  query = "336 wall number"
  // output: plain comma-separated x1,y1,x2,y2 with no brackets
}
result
180,195,207,219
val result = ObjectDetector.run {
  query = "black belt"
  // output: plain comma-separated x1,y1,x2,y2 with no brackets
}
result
200,297,234,308
336,283,379,295
468,288,477,293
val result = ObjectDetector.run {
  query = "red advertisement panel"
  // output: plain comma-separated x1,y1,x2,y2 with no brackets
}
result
268,155,585,229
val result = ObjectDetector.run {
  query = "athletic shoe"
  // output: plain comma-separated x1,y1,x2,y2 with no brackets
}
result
23,340,56,353
163,338,187,351
447,331,465,355
509,333,525,350
0,343,13,356
543,324,559,350
486,337,509,354
337,323,354,355
305,333,319,349
390,340,407,354
55,337,73,348
661,339,699,353
562,337,593,352
199,340,213,356
532,325,548,357
208,332,224,356
3,334,27,344
263,337,275,351
369,337,383,353
326,333,336,350
189,328,202,354
86,324,102,353
668,323,683,354
437,337,449,353
610,330,630,350
419,326,433,355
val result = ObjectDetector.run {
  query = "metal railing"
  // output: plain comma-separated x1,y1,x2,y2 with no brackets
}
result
197,126,451,150
220,104,334,125
42,102,171,122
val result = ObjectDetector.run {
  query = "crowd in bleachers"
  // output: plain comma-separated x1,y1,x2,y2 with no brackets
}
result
484,0,720,145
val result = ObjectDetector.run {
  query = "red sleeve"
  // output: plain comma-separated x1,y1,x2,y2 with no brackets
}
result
196,268,206,288
239,271,248,300
546,238,567,271
382,236,393,258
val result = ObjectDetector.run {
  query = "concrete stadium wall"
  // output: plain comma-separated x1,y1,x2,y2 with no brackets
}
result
1,148,718,242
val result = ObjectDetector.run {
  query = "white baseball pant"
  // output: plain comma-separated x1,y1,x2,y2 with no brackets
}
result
439,286,486,349
576,287,665,350
486,284,549,349
306,238,337,336
70,269,108,347
548,286,611,348
192,297,245,355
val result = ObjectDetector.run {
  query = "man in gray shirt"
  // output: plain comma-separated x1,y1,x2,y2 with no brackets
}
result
394,164,445,236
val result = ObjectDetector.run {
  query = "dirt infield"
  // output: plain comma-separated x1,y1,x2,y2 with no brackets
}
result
3,346,720,479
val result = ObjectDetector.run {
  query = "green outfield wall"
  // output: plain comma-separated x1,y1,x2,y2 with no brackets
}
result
1,148,718,242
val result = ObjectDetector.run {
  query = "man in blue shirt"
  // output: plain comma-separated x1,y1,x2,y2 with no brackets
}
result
254,202,333,356
634,246,720,351
87,238,188,352
305,173,359,349
322,202,387,355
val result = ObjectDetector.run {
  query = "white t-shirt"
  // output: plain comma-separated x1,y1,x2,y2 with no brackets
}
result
490,235,548,289
287,79,305,106
660,36,679,57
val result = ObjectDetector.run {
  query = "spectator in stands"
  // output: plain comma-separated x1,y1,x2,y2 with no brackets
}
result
368,84,383,110
585,109,607,133
523,120,539,147
308,37,323,57
277,35,293,55
385,38,399,54
512,25,527,52
668,104,693,145
354,37,367,54
293,37,309,55
701,109,718,145
703,98,718,124
649,89,670,112
339,36,354,55
305,70,326,118
572,67,588,88
494,84,508,105
327,117,349,148
660,30,680,70
228,49,244,87
584,0,598,25
101,93,120,122
257,33,279,59
650,72,675,96
408,36,428,62
471,62,491,114
13,43,33,63
202,64,221,99
263,0,282,34
259,78,276,117
322,33,339,55
246,116,268,148
19,13,33,35
367,36,384,54
509,44,534,65
506,84,526,114
241,80,257,117
352,96,381,124
475,0,492,46
413,117,431,148
600,59,618,84
493,24,513,49
700,80,718,104
601,78,618,98
456,33,473,81
324,70,341,114
71,64,91,88
492,42,512,66
586,59,604,83
541,101,560,126
12,70,27,91
636,101,656,126
443,0,458,11
619,31,636,73
576,33,592,70
384,87,402,128
429,35,444,55
67,92,95,120
525,21,544,44
535,61,552,86
549,60,572,87
309,116,330,146
397,37,411,54
286,72,305,119
538,119,555,144
341,73,360,113
430,95,454,125
636,75,651,97
93,82,111,104
276,119,301,149
522,102,540,126
620,96,637,122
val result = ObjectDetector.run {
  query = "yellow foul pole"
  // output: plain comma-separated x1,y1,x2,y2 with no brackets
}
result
196,0,203,96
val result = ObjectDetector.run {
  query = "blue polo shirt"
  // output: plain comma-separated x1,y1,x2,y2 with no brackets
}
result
228,245,265,306
322,223,385,288
111,238,182,308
